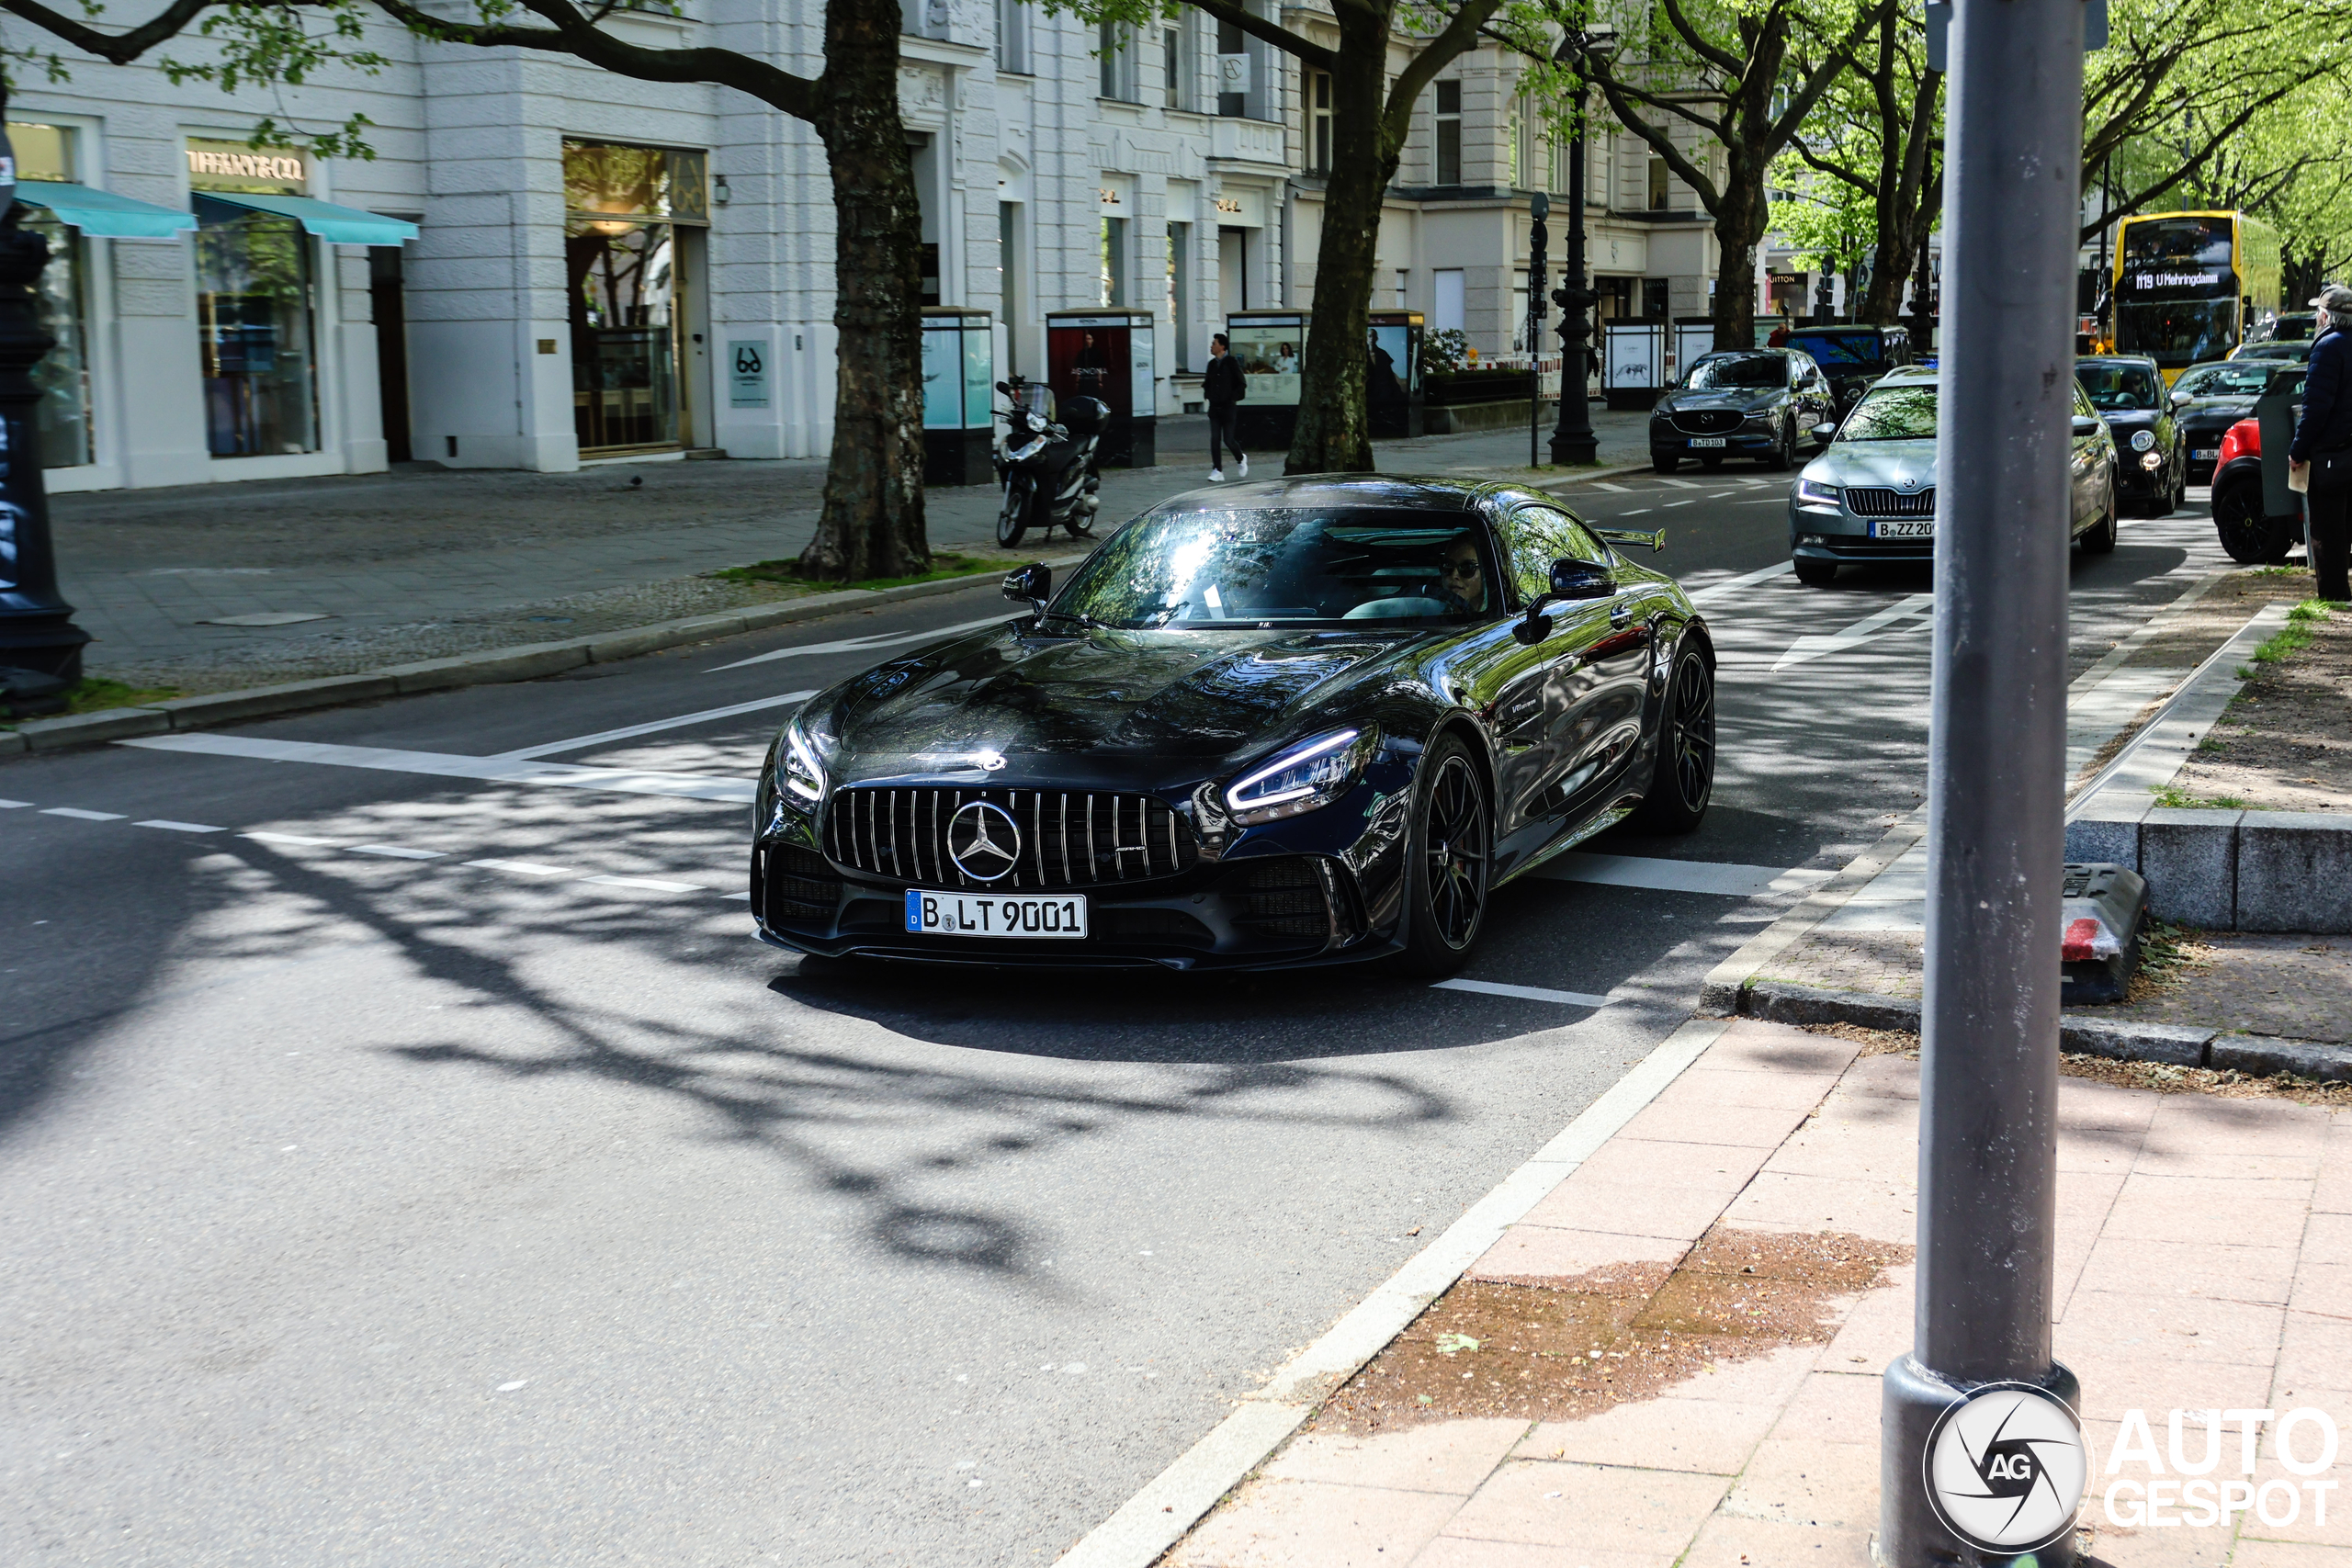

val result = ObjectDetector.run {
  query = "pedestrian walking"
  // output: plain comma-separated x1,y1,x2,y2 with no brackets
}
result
2290,283,2352,603
1204,333,1247,481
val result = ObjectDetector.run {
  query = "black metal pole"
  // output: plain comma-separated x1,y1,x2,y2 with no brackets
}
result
1880,0,2086,1557
1529,194,1547,471
0,101,88,686
1547,71,1597,467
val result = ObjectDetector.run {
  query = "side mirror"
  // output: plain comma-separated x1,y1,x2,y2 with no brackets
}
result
1002,563,1051,610
1549,557,1613,600
2070,415,2099,436
1811,422,1838,442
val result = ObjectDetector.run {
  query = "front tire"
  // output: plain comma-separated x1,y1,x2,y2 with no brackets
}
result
2212,475,2295,563
1631,644,1716,834
1763,417,1794,471
1393,735,1491,977
2082,491,2119,554
995,478,1030,548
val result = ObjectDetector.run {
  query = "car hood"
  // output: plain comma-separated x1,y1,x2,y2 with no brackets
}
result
808,622,1417,784
2178,396,2257,421
1804,438,1937,491
2101,409,2164,433
1656,386,1787,413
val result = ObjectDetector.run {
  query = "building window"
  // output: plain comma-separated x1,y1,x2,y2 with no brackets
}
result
997,0,1029,73
1434,268,1464,333
10,120,91,468
563,140,710,453
1647,155,1670,211
1546,130,1564,195
1306,72,1332,174
1396,269,1409,307
1101,215,1128,306
1509,96,1527,188
1435,80,1463,186
1164,22,1196,111
1168,221,1191,371
187,136,322,458
1100,23,1139,102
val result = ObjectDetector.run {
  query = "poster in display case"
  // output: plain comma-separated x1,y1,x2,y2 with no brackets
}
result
1044,309,1156,467
1224,310,1310,449
1365,310,1424,438
921,308,995,485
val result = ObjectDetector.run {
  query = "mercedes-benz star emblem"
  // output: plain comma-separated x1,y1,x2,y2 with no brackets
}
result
947,801,1022,882
1923,1382,2087,1554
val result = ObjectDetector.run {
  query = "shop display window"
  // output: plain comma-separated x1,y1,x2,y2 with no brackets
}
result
564,141,708,454
9,121,92,468
194,199,319,457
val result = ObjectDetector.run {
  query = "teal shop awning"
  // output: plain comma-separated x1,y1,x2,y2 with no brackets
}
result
14,180,196,239
194,190,418,245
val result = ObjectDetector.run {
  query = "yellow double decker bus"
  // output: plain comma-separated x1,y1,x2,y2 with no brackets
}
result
2111,210,2283,381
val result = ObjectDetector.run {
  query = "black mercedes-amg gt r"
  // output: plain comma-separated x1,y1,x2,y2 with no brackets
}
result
750,476,1717,974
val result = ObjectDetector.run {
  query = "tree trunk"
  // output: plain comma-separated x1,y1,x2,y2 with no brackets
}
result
1860,229,1916,323
1286,14,1397,476
1712,176,1764,351
800,0,928,581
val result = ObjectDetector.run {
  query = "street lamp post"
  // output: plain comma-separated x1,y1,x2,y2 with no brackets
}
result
1879,0,2090,1560
0,110,89,688
1547,24,1616,467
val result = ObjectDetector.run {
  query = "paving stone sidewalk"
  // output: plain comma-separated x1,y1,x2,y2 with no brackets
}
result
1163,1018,2352,1568
50,412,1652,694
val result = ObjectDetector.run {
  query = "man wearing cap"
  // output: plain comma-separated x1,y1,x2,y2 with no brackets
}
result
2290,283,2352,602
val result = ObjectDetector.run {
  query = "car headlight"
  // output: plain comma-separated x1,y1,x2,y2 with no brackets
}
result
1795,478,1842,508
2141,451,2165,470
1225,727,1377,826
780,718,828,808
2131,429,2155,452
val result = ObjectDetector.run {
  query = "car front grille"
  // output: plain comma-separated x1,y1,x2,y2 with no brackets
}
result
822,785,1198,889
1845,487,1936,517
1669,408,1743,435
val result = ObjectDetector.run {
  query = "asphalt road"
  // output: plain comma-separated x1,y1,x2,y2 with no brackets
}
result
1,469,2236,1565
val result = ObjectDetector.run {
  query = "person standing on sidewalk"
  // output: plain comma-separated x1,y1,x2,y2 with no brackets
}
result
1204,333,1247,482
2289,283,2352,602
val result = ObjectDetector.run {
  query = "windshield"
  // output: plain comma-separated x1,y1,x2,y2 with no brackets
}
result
2236,342,2310,361
2268,314,2318,342
1838,383,1937,441
2075,363,2161,410
1684,353,1787,389
2174,362,2271,400
1786,332,1882,367
2115,299,2238,368
1054,507,1498,627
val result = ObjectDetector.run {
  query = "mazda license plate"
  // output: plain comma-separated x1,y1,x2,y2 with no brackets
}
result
1690,436,1728,448
905,890,1089,939
1870,519,1934,538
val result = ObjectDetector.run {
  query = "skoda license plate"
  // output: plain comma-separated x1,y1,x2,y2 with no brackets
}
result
905,889,1088,939
1871,519,1934,539
1690,436,1727,448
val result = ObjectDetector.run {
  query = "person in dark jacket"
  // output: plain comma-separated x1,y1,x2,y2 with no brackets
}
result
1204,332,1247,480
2289,284,2352,601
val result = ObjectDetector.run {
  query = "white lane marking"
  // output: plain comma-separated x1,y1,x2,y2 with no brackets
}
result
1683,561,1793,604
1770,592,1934,671
723,890,752,900
1710,491,1738,499
1433,978,1612,1008
135,819,223,833
707,614,1010,673
495,690,819,761
1658,479,1705,490
1531,852,1837,898
350,843,446,860
584,874,707,893
0,798,31,808
464,858,575,877
1591,481,1632,492
244,831,344,847
119,733,754,806
1621,507,1655,515
41,807,124,820
1663,499,1697,507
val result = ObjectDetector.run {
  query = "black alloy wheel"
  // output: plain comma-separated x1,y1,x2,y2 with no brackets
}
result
1395,735,1490,976
2212,473,2296,563
1632,644,1716,833
995,478,1030,547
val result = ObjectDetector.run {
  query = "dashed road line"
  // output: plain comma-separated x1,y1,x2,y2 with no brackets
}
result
42,807,124,820
0,798,31,808
465,858,574,877
1658,479,1705,490
586,874,707,893
245,830,343,847
350,843,447,860
1663,499,1697,507
1434,978,1611,1008
1621,507,1655,515
1591,481,1632,492
135,819,224,833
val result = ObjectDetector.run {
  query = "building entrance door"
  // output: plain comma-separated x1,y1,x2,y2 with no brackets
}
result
1219,226,1249,311
562,141,709,455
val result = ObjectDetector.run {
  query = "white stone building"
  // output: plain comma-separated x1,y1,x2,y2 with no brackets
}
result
2,0,1719,493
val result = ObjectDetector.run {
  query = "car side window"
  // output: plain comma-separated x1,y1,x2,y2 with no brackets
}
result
1500,505,1607,606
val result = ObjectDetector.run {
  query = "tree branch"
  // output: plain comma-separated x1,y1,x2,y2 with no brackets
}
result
1182,0,1337,71
1385,0,1506,135
0,0,214,66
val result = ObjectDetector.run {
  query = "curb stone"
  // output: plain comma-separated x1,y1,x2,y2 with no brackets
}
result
1736,976,2346,1080
3,552,1091,760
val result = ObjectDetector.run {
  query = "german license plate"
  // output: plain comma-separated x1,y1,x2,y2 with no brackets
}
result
2192,448,2219,461
904,889,1089,939
1870,519,1934,538
1690,436,1728,448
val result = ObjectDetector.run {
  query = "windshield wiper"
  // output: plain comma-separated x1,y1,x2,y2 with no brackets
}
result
1037,606,1105,632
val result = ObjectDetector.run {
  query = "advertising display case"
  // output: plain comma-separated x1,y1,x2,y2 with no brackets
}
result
1044,309,1154,467
921,308,994,485
1602,319,1665,409
1364,310,1424,438
1225,310,1309,448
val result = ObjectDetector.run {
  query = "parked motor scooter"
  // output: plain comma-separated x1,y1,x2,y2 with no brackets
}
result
992,376,1105,547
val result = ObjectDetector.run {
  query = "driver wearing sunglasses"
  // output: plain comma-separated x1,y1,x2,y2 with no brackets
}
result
1439,534,1488,615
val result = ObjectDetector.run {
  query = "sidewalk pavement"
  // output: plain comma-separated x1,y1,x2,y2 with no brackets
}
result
51,410,1654,694
1159,1017,2352,1568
